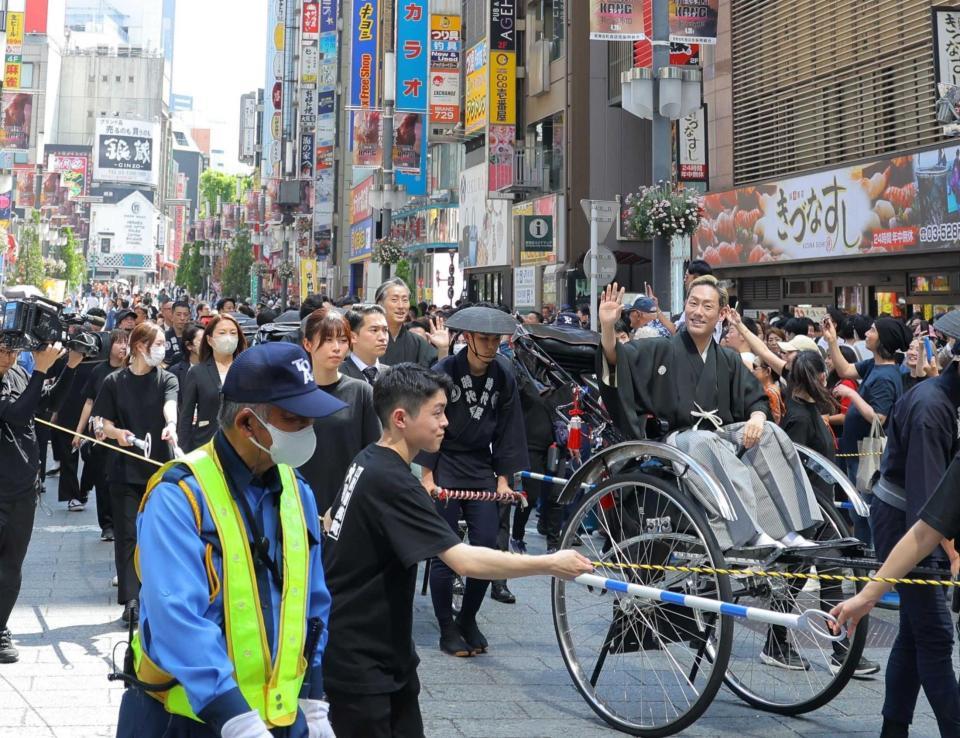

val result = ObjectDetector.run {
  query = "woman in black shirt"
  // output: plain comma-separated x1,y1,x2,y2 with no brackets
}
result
93,321,179,625
781,351,837,462
299,308,380,515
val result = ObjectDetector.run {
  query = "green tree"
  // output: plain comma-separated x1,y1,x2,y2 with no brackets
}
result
175,241,204,296
221,229,253,300
394,259,415,299
14,213,46,288
199,171,237,217
55,227,85,291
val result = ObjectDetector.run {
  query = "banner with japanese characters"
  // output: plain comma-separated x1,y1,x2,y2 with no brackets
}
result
669,0,719,45
430,14,462,126
93,118,161,186
350,0,380,108
676,106,708,185
692,146,960,267
3,10,25,90
589,0,646,41
47,152,91,200
395,0,429,195
0,92,32,149
934,7,960,89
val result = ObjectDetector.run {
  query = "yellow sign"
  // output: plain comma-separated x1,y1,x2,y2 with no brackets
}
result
300,258,318,302
465,42,488,134
4,60,21,90
488,50,516,126
6,12,24,46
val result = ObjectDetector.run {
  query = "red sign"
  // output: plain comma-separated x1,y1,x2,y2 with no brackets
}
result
351,176,374,224
302,1,320,38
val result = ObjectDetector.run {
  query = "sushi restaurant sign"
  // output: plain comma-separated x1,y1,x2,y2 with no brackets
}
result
691,147,960,268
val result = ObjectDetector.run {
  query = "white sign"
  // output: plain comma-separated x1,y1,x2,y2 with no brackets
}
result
301,45,319,84
935,9,960,88
580,198,618,241
514,266,537,309
93,118,161,187
678,107,708,183
584,245,617,283
89,191,159,269
240,96,258,160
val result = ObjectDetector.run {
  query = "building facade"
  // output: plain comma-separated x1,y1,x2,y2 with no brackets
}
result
698,0,960,318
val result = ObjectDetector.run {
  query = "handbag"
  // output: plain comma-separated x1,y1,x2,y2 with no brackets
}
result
855,416,886,493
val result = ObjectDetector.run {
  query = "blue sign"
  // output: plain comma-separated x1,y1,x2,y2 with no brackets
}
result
350,0,380,108
395,1,429,112
320,0,338,34
171,94,193,112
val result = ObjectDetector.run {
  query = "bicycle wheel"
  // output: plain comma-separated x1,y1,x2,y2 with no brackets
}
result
722,495,868,714
553,472,733,737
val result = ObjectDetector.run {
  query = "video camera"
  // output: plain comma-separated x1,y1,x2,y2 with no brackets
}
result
1,296,111,360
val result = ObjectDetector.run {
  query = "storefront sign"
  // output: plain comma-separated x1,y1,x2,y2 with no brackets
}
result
396,1,429,112
677,106,708,184
302,45,319,84
352,110,382,167
590,1,646,41
458,163,510,268
302,0,319,39
350,217,374,261
693,147,960,268
522,215,553,252
934,7,960,88
669,0,718,45
300,257,318,301
464,42,488,134
93,118,161,186
320,0,338,33
488,50,516,126
47,152,90,200
489,0,517,51
514,194,561,266
299,132,315,179
3,10,24,89
351,176,374,223
488,124,514,192
430,14,461,125
350,0,380,108
514,266,537,310
393,112,424,172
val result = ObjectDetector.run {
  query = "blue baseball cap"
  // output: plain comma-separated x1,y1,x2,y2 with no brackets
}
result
554,312,581,327
631,296,657,313
222,343,347,418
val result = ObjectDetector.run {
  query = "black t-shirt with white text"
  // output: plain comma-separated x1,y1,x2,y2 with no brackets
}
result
322,443,461,694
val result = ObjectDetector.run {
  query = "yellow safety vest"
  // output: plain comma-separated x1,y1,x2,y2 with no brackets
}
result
130,441,310,727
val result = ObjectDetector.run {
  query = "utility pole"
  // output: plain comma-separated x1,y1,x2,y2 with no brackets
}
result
650,1,672,307
379,46,397,283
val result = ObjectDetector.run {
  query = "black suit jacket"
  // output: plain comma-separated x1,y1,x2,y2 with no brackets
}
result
339,357,388,385
178,358,224,452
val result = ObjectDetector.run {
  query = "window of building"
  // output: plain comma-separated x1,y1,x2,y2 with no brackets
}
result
88,74,96,82
19,63,35,89
129,75,134,83
87,110,93,118
529,112,565,192
101,75,108,82
543,0,564,61
173,131,188,146
115,75,121,82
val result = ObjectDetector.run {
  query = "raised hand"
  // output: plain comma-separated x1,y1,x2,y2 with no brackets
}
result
427,316,450,350
599,283,625,329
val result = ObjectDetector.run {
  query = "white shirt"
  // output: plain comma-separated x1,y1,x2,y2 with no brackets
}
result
349,353,384,373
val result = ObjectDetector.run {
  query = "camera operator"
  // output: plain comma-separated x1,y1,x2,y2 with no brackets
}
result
0,341,83,664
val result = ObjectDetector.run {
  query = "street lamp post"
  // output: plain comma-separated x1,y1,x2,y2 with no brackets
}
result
620,3,703,311
379,51,398,284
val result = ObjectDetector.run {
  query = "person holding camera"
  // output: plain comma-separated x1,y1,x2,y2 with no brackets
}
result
0,341,83,663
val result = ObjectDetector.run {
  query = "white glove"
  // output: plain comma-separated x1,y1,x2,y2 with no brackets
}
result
299,698,336,738
221,710,272,738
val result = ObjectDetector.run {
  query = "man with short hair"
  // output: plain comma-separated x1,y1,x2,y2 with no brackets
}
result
322,363,592,737
341,305,390,384
215,297,236,313
163,301,192,366
376,278,449,367
116,342,343,738
159,298,174,327
628,296,671,339
115,309,137,332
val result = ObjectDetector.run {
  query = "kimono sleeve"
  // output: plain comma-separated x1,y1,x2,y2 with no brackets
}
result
596,340,657,439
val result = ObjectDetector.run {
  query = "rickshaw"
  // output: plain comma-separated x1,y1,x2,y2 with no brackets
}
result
511,322,883,737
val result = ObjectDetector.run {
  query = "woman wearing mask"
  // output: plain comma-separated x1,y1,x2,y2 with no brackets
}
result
166,323,203,402
178,314,246,452
299,308,380,515
92,322,179,625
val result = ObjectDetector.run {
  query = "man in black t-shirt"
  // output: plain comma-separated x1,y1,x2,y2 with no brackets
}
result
163,301,191,366
322,363,592,738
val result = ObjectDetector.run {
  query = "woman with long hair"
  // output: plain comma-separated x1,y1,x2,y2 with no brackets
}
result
299,308,380,514
178,314,247,452
92,321,179,625
782,351,838,460
752,357,785,424
166,322,203,401
825,343,858,437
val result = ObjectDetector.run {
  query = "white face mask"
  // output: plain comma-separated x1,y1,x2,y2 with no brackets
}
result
249,411,316,468
144,345,165,367
211,335,239,355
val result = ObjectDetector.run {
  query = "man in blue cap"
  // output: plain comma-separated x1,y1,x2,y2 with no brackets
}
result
116,342,345,738
627,296,672,339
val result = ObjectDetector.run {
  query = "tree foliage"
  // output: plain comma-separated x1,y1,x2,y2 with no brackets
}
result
394,259,415,298
50,227,85,291
14,213,45,288
175,241,204,296
221,229,253,300
199,170,237,217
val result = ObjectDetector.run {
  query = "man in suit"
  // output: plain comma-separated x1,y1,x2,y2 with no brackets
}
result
340,304,389,385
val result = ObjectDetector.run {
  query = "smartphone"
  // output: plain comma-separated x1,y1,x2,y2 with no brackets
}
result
923,337,934,362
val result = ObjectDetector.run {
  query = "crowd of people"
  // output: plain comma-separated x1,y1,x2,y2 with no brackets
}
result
0,260,958,737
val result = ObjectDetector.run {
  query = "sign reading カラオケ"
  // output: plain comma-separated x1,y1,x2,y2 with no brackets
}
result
93,118,161,187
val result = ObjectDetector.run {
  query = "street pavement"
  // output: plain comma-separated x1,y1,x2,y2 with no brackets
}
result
0,473,951,738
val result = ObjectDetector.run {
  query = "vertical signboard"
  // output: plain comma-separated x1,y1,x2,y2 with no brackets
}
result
396,0,429,195
430,14,462,126
676,105,708,186
488,0,516,194
935,7,960,89
464,41,488,134
350,0,380,108
262,0,285,184
314,0,338,249
0,93,33,149
3,9,25,90
302,0,320,39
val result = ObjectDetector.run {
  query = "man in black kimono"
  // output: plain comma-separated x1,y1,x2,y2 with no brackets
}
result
418,306,529,657
598,277,823,550
376,277,449,367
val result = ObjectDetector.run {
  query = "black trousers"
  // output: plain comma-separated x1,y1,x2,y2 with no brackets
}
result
53,429,81,503
0,491,38,631
497,449,547,549
328,673,423,738
872,497,960,735
82,446,113,532
111,482,144,604
430,498,498,625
